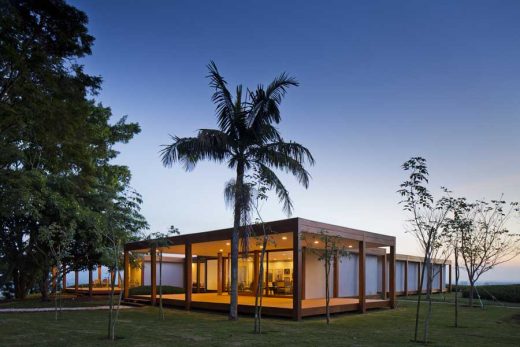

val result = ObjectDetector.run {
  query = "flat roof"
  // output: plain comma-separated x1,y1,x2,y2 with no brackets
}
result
125,217,396,252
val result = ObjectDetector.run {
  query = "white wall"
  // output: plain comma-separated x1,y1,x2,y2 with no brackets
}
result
407,262,419,291
144,261,184,287
338,253,358,297
304,250,333,299
396,261,405,292
366,255,379,295
206,259,218,291
433,264,441,290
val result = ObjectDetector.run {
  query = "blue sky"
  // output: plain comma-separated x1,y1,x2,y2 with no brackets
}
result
71,0,520,282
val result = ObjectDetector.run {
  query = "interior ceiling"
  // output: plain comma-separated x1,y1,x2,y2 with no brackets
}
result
131,231,385,257
301,232,384,251
156,231,294,257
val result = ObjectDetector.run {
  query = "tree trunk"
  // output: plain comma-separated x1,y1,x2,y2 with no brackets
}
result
454,247,459,328
423,259,433,343
230,161,245,320
325,254,330,324
254,229,268,333
469,280,475,308
13,269,29,300
414,247,430,342
39,268,49,301
108,261,116,340
159,251,164,320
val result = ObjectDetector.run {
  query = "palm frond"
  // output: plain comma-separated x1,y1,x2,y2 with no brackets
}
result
257,164,294,216
160,129,230,171
206,61,235,133
251,141,314,188
246,73,299,128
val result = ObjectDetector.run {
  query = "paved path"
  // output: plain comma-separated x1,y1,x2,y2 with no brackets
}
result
0,305,133,313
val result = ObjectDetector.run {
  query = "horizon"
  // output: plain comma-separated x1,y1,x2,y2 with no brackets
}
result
70,0,520,283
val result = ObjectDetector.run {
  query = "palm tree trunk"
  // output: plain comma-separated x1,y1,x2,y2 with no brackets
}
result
230,161,245,320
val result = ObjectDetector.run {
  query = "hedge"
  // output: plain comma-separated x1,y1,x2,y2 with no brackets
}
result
129,285,184,296
461,284,520,303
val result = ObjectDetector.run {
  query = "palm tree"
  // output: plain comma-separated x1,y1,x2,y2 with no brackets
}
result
161,61,314,320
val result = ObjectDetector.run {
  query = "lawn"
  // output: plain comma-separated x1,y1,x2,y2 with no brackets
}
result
401,291,520,308
0,294,110,309
0,299,518,346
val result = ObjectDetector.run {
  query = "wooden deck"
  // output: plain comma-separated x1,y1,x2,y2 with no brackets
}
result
130,293,390,318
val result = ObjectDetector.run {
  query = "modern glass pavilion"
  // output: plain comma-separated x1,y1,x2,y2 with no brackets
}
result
123,218,450,320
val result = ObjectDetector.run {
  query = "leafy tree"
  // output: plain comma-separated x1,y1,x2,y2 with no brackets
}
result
398,157,453,343
38,223,74,320
0,0,145,303
444,196,472,327
304,230,348,324
161,62,314,320
146,226,179,321
102,182,148,341
457,198,519,308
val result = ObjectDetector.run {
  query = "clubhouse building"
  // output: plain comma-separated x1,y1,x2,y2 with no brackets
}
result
122,218,450,320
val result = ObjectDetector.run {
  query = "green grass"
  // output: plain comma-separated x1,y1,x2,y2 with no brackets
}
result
0,294,111,309
0,299,519,346
402,291,520,308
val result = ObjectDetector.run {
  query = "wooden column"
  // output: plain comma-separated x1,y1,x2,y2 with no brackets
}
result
439,264,443,292
292,229,302,320
333,251,339,298
196,258,201,293
123,250,130,298
389,246,396,308
62,265,67,290
404,260,409,296
139,257,144,286
301,247,306,300
358,240,366,313
448,264,452,292
253,251,259,294
150,247,157,305
265,252,269,296
417,262,422,294
217,252,223,294
88,268,93,296
74,270,79,292
184,242,192,310
97,264,102,284
223,257,228,293
52,266,57,293
381,254,387,299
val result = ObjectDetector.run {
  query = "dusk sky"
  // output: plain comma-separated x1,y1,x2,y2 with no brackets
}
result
71,0,520,282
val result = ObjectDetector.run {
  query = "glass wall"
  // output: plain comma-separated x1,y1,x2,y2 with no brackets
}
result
238,256,254,294
266,250,293,296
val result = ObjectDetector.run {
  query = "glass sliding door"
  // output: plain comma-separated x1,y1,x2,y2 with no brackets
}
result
266,250,293,297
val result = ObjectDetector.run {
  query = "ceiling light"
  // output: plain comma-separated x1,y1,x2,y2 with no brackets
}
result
226,242,230,246
259,245,263,249
314,240,319,244
348,245,353,248
282,236,287,240
219,249,223,252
